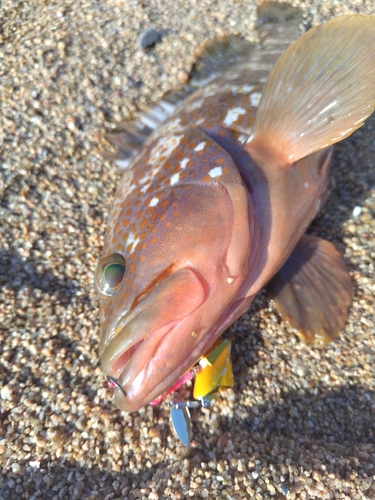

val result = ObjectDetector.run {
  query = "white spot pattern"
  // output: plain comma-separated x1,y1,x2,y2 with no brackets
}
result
249,92,262,107
186,99,205,112
139,175,151,185
229,84,255,93
194,141,206,152
208,167,223,178
149,197,159,206
180,158,189,169
126,232,140,250
170,173,180,185
153,134,183,160
223,107,247,126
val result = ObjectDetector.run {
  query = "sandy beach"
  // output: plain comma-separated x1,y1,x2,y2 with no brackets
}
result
1,0,375,498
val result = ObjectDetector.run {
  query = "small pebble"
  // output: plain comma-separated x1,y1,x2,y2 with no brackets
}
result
177,69,190,84
0,385,13,401
352,205,362,217
281,484,289,496
138,27,161,49
11,463,21,474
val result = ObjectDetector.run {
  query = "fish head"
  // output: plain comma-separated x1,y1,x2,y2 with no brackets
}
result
95,128,255,412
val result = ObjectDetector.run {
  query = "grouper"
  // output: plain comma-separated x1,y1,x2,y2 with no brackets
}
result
95,4,375,412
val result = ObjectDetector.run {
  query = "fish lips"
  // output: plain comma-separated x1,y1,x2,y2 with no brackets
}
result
100,266,208,411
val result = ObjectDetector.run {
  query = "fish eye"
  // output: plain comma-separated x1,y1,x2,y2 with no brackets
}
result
95,253,126,298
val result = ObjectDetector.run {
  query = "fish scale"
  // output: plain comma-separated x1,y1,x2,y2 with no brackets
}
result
95,5,375,413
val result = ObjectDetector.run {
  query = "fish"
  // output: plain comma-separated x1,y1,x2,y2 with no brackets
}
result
95,3,375,413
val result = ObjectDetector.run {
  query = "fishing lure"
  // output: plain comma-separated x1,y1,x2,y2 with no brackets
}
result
111,339,233,445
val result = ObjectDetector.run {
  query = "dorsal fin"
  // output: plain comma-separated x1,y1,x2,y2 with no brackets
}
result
246,14,375,166
98,87,195,169
257,1,303,26
257,1,304,47
99,36,255,170
189,35,256,86
100,120,153,169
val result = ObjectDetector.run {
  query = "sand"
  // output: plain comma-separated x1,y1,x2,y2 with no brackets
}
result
1,0,374,498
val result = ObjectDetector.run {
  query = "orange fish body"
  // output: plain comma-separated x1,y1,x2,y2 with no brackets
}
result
95,5,375,412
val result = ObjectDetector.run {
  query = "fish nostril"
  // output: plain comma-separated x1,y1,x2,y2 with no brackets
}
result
108,376,127,396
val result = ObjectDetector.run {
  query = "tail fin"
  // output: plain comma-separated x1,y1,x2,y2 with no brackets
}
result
247,15,375,165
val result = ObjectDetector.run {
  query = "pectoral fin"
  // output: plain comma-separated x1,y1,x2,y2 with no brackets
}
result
247,14,375,165
266,235,352,345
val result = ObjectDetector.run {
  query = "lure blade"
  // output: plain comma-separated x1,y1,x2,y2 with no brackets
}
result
169,392,192,446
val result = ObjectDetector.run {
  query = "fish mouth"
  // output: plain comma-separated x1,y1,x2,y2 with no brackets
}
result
102,295,255,413
108,320,189,412
100,267,208,412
